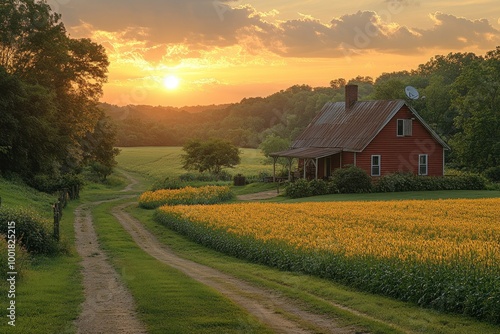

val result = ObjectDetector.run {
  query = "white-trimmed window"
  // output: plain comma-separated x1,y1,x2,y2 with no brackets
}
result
371,155,381,176
419,154,428,176
397,119,413,137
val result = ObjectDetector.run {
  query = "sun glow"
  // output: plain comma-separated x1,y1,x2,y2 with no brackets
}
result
163,75,180,90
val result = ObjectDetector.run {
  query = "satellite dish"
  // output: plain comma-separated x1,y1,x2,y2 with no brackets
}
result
405,86,420,100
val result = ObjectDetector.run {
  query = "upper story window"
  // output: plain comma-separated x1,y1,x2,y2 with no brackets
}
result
397,119,413,137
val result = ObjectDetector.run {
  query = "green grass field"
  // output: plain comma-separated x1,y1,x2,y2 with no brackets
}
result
0,180,82,334
1,145,498,333
116,146,273,180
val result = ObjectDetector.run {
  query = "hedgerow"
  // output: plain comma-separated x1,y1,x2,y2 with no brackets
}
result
374,172,486,192
0,207,58,255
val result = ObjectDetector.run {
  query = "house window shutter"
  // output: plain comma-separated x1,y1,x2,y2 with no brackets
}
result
404,119,413,136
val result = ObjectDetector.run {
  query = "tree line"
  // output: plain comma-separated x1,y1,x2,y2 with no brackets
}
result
107,47,500,172
0,0,118,190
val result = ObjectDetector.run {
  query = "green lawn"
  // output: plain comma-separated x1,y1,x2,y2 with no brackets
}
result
0,177,57,219
116,146,272,180
270,189,500,202
0,195,82,334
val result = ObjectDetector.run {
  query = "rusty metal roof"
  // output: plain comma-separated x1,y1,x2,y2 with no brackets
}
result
270,147,341,159
271,99,449,159
291,100,405,152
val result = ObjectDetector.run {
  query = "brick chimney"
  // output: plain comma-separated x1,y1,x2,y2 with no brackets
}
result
345,84,358,110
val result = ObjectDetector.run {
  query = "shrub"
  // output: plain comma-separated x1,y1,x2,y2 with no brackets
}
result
374,172,417,192
151,178,189,191
0,237,29,279
29,173,84,194
484,166,500,183
285,178,339,199
179,171,233,182
374,172,486,192
285,179,311,199
309,179,329,196
331,165,372,193
0,208,58,255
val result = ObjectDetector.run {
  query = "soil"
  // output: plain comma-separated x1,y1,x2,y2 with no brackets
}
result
74,203,147,334
237,190,281,201
73,175,362,333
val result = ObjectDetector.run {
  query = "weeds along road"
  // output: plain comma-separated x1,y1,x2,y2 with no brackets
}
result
75,171,369,333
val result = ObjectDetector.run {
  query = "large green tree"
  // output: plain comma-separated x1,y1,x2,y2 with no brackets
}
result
182,139,241,175
0,66,60,177
450,47,500,170
0,0,111,185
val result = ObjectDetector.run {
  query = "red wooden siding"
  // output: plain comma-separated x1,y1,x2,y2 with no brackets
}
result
357,105,444,177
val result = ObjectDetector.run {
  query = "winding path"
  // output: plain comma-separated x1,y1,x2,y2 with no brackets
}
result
112,203,358,334
74,173,361,333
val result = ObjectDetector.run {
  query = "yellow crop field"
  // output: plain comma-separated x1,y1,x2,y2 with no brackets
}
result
139,185,233,208
156,198,500,323
159,199,500,266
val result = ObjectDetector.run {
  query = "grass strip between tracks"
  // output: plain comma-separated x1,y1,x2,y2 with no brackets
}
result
90,198,272,334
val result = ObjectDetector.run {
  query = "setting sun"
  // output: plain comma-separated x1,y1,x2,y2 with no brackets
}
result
163,75,180,90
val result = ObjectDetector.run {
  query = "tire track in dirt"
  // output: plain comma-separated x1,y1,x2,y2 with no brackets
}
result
74,202,147,334
112,202,361,334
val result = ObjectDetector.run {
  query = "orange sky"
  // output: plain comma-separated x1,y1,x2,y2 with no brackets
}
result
53,0,500,107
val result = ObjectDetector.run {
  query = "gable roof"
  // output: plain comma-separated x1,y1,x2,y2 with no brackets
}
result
291,100,450,152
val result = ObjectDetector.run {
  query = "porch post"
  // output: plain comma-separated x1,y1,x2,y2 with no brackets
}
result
315,158,319,179
303,159,307,179
288,157,293,181
273,156,278,182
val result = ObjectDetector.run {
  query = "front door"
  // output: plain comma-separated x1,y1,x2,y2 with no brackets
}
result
325,158,331,178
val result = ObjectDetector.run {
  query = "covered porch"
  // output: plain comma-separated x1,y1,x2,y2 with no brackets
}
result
269,147,342,182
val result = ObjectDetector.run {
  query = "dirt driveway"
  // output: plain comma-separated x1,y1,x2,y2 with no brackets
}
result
74,174,362,333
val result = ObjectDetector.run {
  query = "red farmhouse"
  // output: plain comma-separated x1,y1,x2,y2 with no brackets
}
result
271,85,450,180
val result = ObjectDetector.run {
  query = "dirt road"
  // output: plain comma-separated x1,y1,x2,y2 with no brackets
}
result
74,202,147,334
74,173,362,333
111,203,359,334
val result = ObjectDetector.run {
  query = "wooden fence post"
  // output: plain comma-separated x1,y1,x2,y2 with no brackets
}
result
53,201,60,241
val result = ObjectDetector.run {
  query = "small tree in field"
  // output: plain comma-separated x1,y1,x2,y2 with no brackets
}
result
182,139,241,175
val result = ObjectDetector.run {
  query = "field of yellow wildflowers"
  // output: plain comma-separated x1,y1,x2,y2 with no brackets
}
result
155,198,500,323
139,186,233,209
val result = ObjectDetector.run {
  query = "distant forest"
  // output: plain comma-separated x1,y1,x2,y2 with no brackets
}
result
105,47,500,171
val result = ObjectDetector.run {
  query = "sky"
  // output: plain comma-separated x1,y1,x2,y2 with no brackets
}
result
50,0,500,107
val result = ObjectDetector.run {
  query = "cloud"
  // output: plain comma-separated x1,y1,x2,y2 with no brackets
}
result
60,0,266,47
58,1,500,60
416,12,500,49
268,11,500,57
